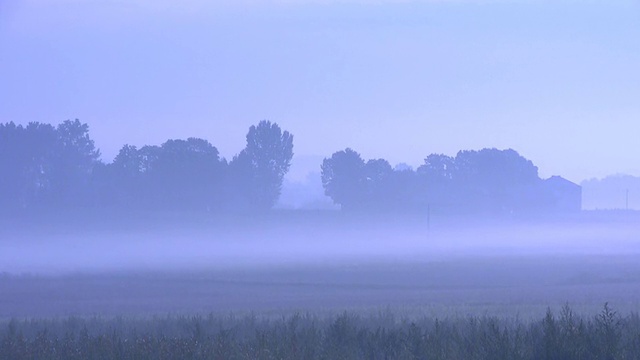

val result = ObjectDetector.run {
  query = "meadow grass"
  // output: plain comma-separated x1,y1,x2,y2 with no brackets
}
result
1,304,640,359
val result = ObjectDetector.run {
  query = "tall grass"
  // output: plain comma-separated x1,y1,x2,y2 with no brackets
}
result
1,304,640,359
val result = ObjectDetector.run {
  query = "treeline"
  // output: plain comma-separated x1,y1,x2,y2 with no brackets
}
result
1,119,578,215
0,120,293,213
1,305,638,359
321,148,577,214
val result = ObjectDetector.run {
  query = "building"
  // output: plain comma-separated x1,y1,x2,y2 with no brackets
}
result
542,176,582,212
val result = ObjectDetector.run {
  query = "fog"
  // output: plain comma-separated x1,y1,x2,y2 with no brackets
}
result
2,213,639,274
2,210,640,322
2,121,639,319
3,1,640,332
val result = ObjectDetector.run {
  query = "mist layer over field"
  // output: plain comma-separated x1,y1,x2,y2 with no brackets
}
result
1,212,640,320
2,212,640,274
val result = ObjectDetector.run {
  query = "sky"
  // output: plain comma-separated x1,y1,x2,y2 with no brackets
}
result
1,0,639,183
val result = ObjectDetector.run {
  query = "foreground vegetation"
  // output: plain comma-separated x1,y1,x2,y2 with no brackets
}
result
1,304,639,359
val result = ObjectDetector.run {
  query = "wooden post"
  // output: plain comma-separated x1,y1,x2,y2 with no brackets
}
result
427,204,431,233
626,189,629,211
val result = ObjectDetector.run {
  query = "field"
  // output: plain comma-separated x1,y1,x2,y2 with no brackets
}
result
1,211,640,358
2,255,640,320
2,304,640,359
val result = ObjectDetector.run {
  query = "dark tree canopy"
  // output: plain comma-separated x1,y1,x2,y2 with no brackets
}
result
321,148,367,210
418,154,455,181
112,145,143,177
0,120,100,210
101,138,224,210
49,120,101,206
321,147,552,214
152,138,223,209
2,118,576,217
364,159,393,207
451,148,540,213
237,120,294,210
1,120,295,214
454,148,539,188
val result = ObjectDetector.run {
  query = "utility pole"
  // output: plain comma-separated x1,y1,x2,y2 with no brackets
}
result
427,204,431,233
626,189,629,211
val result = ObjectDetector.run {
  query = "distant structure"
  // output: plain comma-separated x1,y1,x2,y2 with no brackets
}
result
542,176,582,212
581,175,640,210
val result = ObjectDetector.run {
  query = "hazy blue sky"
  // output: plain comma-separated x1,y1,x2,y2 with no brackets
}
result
1,0,639,183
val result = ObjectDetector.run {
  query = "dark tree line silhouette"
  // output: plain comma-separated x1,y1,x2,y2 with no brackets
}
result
0,120,293,213
0,120,100,210
321,148,575,214
1,119,578,215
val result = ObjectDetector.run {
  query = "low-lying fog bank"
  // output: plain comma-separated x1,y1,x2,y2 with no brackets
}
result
2,210,640,319
1,210,639,274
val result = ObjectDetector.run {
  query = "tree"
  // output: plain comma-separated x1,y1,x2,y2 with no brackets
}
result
454,148,538,186
112,145,143,177
0,122,28,210
364,159,393,207
104,139,225,210
388,168,422,210
0,120,101,210
237,120,294,210
417,154,457,210
151,138,223,210
321,148,367,210
100,144,144,207
48,120,101,206
452,148,540,213
227,151,255,210
418,154,455,181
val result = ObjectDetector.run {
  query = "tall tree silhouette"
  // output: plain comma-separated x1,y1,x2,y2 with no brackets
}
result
48,120,101,206
235,120,293,210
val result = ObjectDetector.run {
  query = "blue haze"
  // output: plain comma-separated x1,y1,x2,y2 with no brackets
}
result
1,0,639,183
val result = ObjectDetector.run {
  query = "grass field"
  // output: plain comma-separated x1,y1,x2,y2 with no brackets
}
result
2,212,640,358
2,304,640,359
2,254,640,320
